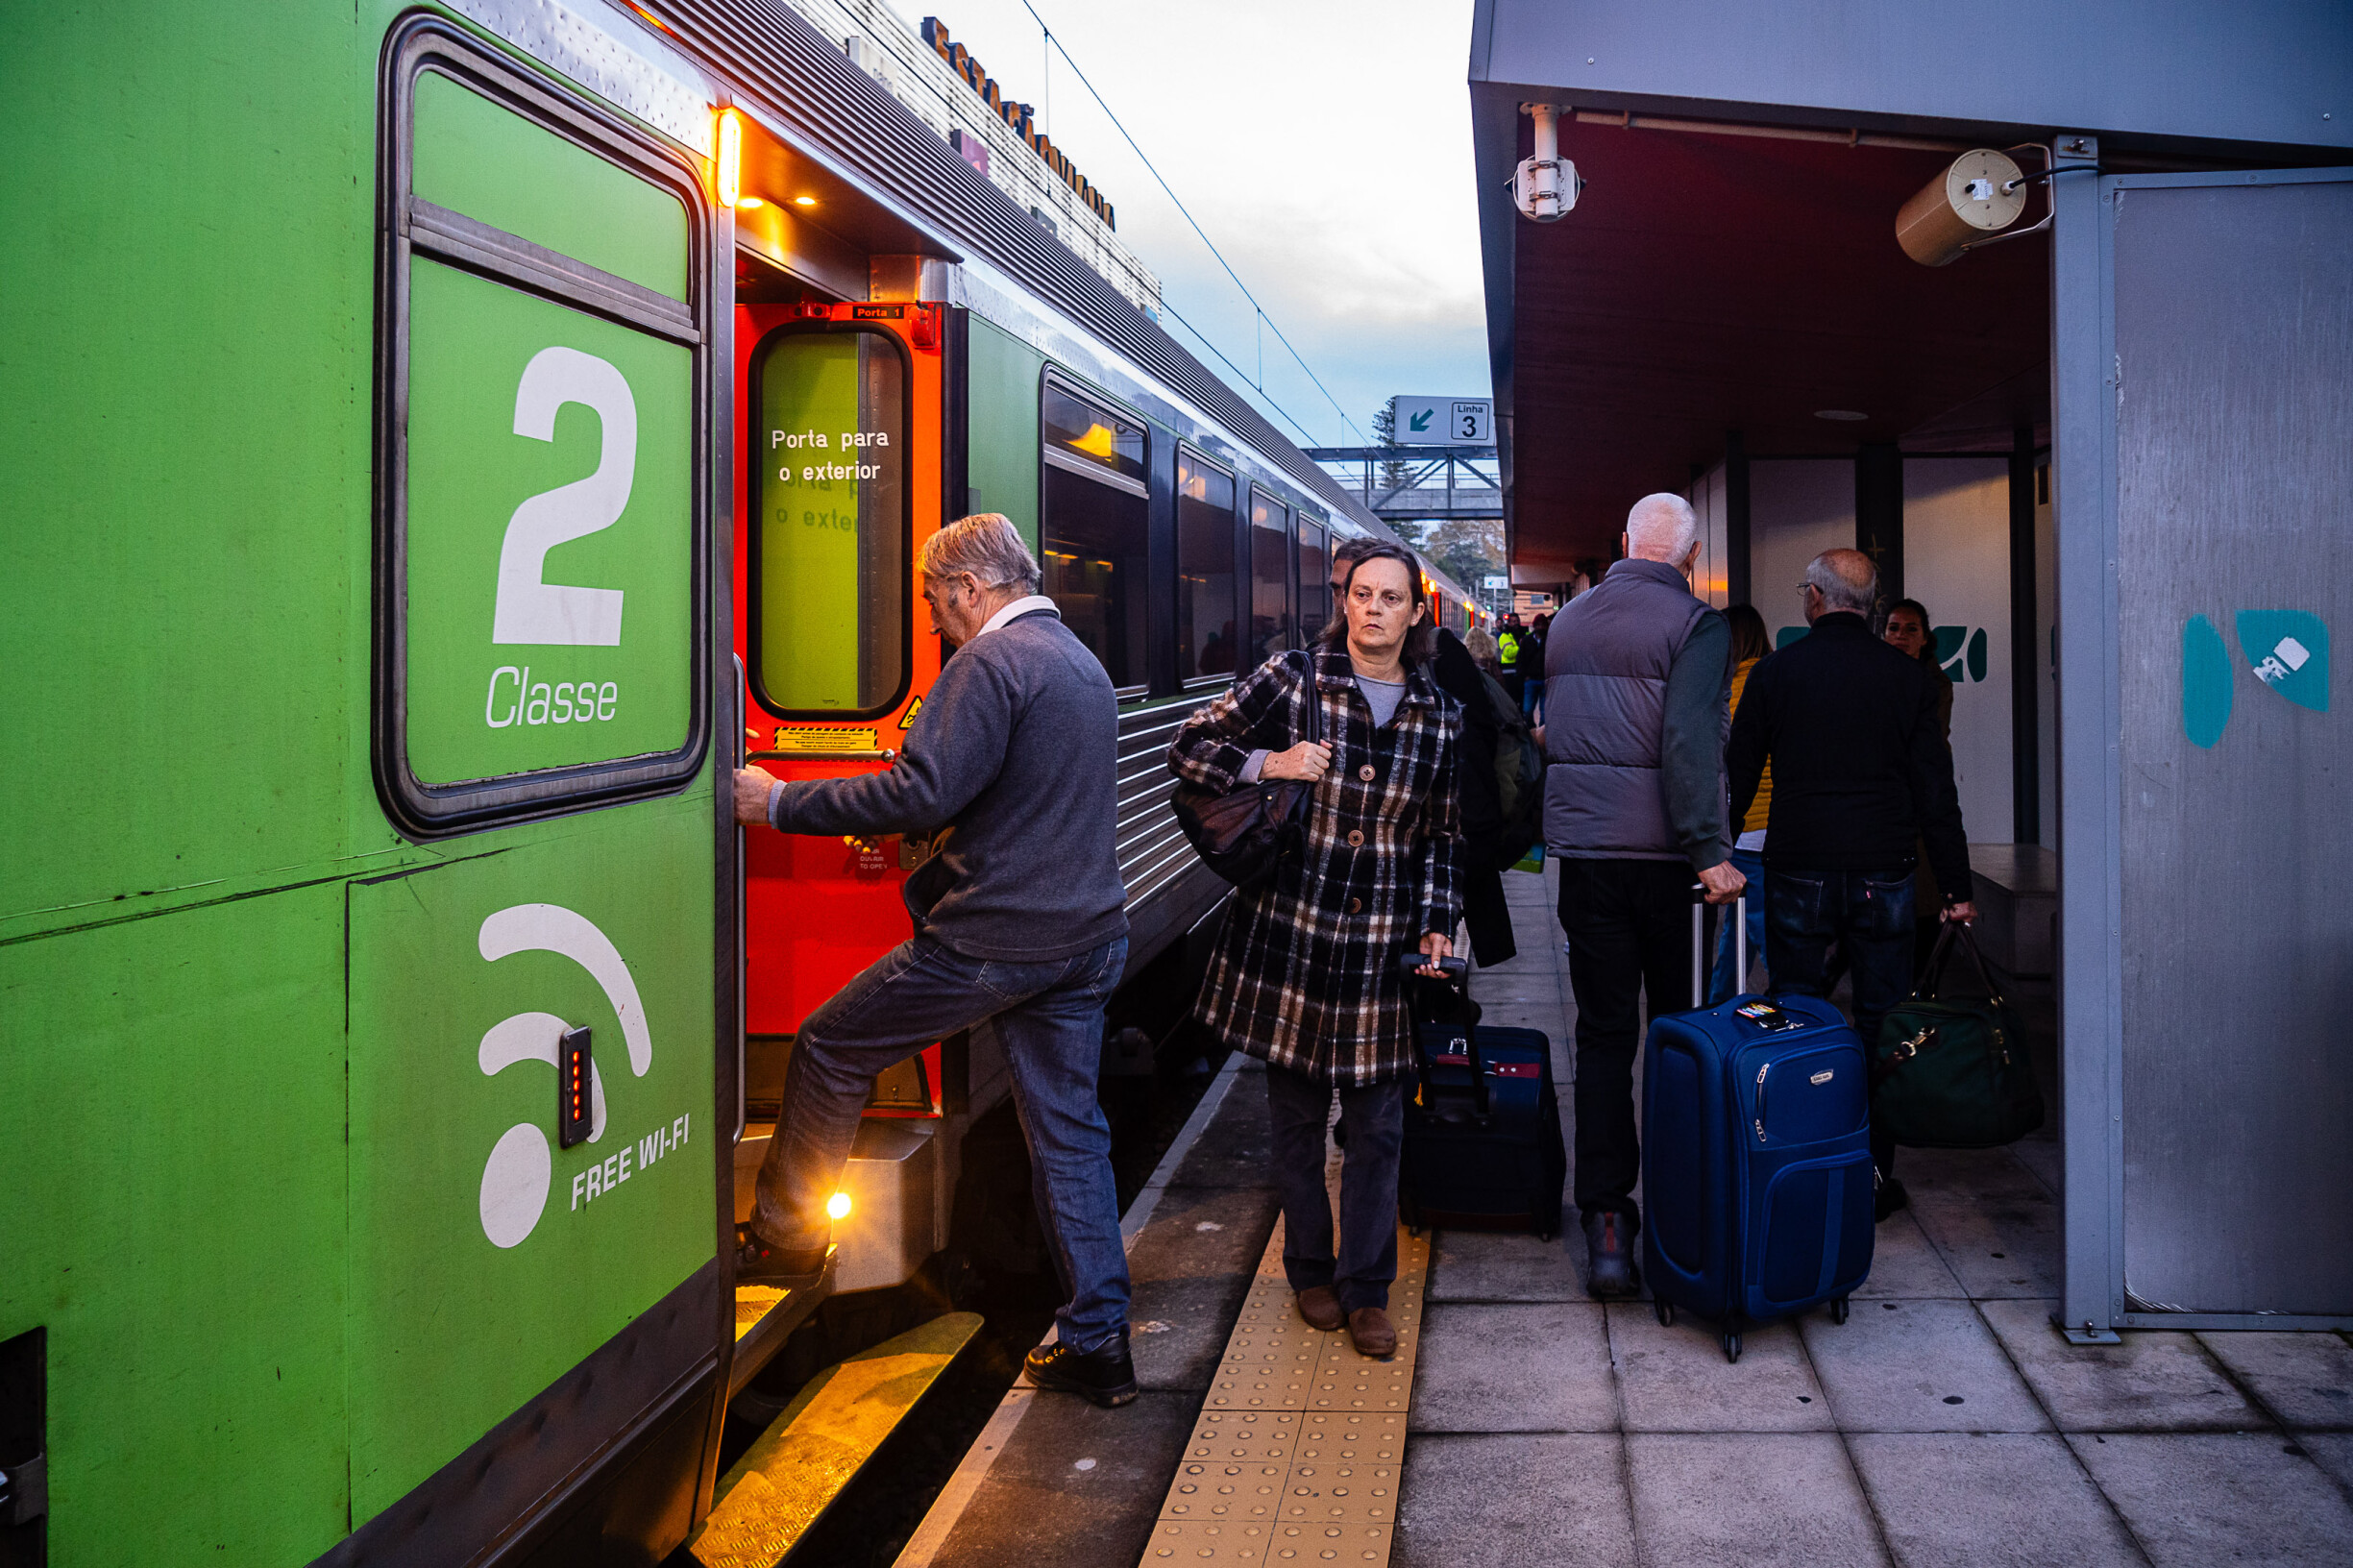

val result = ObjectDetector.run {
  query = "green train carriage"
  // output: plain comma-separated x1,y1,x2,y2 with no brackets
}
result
3,5,739,1563
0,4,1479,1564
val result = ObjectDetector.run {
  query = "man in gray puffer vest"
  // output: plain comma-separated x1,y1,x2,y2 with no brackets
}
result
1542,493,1745,1298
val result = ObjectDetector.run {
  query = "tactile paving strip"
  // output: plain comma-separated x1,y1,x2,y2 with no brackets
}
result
1142,1210,1427,1567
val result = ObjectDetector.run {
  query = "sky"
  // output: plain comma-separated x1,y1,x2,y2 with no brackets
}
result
876,0,1493,451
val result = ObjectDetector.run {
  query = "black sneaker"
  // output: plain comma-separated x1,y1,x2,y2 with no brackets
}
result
736,1230,831,1289
1582,1210,1642,1300
1024,1333,1139,1408
1874,1175,1910,1223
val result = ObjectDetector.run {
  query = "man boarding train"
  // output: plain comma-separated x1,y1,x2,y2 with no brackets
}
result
732,513,1140,1407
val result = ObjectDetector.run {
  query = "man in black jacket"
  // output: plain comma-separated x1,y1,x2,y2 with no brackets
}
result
1727,549,1973,1220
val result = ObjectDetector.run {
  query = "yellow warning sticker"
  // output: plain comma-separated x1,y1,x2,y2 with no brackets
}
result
898,697,923,731
771,726,877,752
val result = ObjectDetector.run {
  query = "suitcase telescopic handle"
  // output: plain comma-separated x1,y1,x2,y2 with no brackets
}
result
1398,954,1489,1116
1689,884,1747,1009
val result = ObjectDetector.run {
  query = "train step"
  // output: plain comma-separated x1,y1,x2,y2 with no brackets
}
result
690,1311,984,1568
730,1244,838,1396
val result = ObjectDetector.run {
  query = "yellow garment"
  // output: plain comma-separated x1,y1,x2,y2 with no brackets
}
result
1730,656,1772,834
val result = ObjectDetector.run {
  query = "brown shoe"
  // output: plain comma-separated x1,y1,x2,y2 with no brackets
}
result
1296,1286,1345,1331
1347,1306,1397,1359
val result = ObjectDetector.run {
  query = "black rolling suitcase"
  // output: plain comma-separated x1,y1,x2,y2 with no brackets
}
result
1397,955,1568,1237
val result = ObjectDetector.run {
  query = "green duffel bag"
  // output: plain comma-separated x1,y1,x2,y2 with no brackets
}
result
1873,922,2046,1149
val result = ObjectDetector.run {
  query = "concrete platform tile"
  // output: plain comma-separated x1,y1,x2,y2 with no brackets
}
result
1851,1210,1968,1300
1800,1300,2047,1432
2069,1433,2353,1567
1607,1306,1835,1433
1409,1302,1617,1433
1976,1298,2258,1432
1428,1228,1585,1303
2007,1130,2062,1196
932,1389,1199,1568
1133,1273,1268,1391
1626,1433,1886,1567
2196,1331,2353,1431
1128,1185,1283,1281
1904,1172,2062,1300
1849,1433,2141,1568
2297,1432,2353,1497
1171,1086,1280,1189
1393,1433,1634,1568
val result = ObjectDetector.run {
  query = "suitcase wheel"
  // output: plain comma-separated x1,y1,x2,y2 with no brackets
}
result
1830,1296,1851,1325
1654,1297,1675,1328
1721,1330,1742,1363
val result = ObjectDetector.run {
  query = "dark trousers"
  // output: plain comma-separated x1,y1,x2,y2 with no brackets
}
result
1263,1065,1404,1313
1765,868,1915,1182
1556,857,1702,1235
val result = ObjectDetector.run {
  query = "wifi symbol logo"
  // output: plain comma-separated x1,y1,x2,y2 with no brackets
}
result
473,904,652,1249
2181,611,2331,748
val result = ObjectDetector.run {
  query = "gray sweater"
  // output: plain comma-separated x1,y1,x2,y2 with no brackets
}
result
767,608,1129,962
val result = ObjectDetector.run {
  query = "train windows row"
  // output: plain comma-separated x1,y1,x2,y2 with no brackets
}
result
1039,371,1343,700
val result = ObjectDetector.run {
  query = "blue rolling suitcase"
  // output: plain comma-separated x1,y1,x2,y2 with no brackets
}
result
1641,897,1875,1360
1398,956,1568,1238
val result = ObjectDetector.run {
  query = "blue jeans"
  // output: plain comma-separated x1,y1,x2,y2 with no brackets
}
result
1523,675,1546,718
1764,868,1913,1180
757,933,1131,1351
1705,845,1769,1004
1263,1066,1404,1313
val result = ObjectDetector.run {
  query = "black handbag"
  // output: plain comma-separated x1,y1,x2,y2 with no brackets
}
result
1872,921,2046,1149
1172,663,1323,891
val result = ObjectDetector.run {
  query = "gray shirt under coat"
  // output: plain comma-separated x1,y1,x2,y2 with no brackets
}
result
1541,557,1733,871
766,607,1130,962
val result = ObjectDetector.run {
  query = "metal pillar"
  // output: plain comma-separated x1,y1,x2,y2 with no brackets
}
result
2049,134,2123,1344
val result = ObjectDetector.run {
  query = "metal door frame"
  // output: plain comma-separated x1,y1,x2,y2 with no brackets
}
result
2053,155,2353,1338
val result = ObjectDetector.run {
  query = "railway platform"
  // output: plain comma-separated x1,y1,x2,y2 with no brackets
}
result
899,864,2353,1568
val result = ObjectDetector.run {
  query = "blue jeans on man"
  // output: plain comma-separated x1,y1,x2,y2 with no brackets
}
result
1764,867,1913,1181
1705,844,1768,1004
757,933,1132,1352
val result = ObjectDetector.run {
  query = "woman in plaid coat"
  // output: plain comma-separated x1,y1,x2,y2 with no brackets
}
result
1168,543,1464,1358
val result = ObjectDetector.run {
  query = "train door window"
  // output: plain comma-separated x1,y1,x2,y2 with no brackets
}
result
1040,375,1149,694
1176,446,1238,682
749,327,910,716
1249,489,1292,659
377,24,708,836
1296,518,1330,645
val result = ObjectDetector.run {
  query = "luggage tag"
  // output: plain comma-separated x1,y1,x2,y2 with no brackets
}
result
1732,999,1804,1033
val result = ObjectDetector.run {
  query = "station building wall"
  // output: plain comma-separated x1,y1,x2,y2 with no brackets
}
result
1904,456,2012,842
1748,457,1853,648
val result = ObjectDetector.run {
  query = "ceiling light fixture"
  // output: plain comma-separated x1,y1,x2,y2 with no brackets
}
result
794,195,818,208
1815,409,1868,422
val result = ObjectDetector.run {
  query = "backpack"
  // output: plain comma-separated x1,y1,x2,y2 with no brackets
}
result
1482,671,1545,869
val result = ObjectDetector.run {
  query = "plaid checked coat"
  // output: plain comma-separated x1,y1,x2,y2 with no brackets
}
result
1168,647,1465,1086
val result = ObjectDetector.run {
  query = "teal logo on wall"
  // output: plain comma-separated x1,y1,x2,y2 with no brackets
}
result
1932,626,1990,684
1773,623,1989,683
2182,611,2330,748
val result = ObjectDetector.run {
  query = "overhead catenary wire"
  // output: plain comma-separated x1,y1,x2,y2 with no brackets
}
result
1010,0,1369,447
1152,295,1320,448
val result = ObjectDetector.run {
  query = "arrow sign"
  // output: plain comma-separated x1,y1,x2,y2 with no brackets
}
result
1392,396,1491,445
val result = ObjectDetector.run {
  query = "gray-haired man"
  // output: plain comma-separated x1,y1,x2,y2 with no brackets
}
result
1542,493,1744,1298
732,513,1137,1406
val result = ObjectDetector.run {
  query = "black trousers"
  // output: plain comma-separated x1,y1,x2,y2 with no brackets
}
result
1556,857,1703,1236
1263,1064,1404,1313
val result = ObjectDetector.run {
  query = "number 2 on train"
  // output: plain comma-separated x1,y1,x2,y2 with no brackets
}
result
493,344,635,647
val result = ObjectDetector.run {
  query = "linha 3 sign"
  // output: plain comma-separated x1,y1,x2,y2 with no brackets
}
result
2181,611,2330,748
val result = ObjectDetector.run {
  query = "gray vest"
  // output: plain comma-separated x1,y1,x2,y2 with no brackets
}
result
1542,558,1711,859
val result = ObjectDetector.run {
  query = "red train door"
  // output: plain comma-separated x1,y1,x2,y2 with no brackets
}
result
731,300,950,1290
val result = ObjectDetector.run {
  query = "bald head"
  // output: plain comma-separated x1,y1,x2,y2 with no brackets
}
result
1804,549,1878,617
1624,493,1700,566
